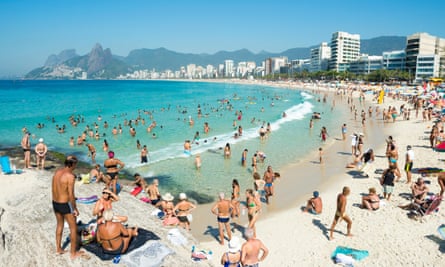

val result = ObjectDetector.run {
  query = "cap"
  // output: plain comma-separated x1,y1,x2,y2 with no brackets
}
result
39,138,44,143
228,237,241,253
179,192,187,200
313,191,319,198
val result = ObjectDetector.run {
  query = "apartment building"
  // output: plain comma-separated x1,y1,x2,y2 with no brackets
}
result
328,31,361,72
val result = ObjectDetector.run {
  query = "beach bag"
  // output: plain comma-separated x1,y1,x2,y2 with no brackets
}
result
80,229,94,245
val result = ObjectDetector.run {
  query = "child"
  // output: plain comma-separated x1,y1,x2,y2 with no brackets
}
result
319,147,323,164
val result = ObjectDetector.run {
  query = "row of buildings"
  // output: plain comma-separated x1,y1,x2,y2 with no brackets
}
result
119,32,445,83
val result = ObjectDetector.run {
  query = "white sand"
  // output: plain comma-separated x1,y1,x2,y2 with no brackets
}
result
2,82,445,266
198,88,445,266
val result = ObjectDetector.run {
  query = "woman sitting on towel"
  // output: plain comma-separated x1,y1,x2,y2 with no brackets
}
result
361,187,380,210
96,210,138,255
93,189,127,224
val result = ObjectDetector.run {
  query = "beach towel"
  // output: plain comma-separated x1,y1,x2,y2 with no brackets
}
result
82,228,160,261
438,224,445,239
131,186,143,196
76,195,99,204
167,228,187,246
120,240,174,267
331,246,369,261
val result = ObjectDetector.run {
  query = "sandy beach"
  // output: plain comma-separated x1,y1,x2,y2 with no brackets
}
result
1,80,445,266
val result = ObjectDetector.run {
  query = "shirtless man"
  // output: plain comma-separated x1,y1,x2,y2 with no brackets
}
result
211,192,234,245
140,145,148,164
303,191,323,214
21,132,31,168
146,179,161,206
329,186,352,240
35,138,48,170
263,166,275,204
411,178,429,204
51,155,84,259
86,143,96,164
240,228,269,267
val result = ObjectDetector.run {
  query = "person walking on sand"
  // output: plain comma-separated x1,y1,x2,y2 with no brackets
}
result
35,138,48,170
211,192,234,245
341,123,347,141
404,145,414,184
329,186,352,240
52,155,86,259
21,132,31,168
240,228,269,267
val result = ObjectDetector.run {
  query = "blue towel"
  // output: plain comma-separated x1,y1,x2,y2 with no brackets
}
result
0,156,13,174
331,246,369,261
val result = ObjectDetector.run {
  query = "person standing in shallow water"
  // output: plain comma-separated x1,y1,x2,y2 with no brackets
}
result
52,155,85,259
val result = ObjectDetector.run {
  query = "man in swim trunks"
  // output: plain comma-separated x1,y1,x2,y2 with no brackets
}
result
404,145,414,184
86,143,96,164
329,186,352,240
240,228,269,267
303,191,323,214
140,145,148,164
411,178,429,205
51,155,85,259
35,138,48,170
211,192,234,245
21,132,31,168
263,166,274,204
146,179,161,206
241,149,248,167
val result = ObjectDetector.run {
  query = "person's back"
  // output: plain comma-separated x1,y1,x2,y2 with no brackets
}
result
241,228,268,266
313,196,323,214
217,199,231,216
52,168,71,203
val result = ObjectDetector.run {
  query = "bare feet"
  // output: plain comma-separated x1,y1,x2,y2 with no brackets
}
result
70,250,90,260
56,249,67,255
346,233,353,237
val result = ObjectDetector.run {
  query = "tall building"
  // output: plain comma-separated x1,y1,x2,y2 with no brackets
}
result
328,31,361,72
406,32,445,81
310,42,331,72
224,60,234,77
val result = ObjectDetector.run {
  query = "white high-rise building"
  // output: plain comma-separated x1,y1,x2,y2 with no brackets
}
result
310,42,331,72
328,31,361,72
224,60,234,77
406,32,445,82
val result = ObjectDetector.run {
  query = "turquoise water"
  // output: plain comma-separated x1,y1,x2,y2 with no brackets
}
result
0,80,345,202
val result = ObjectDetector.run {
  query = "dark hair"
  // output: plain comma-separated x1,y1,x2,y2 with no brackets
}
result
232,179,239,186
65,155,78,167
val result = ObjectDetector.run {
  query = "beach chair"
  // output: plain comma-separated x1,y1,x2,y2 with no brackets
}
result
412,195,443,222
0,156,14,174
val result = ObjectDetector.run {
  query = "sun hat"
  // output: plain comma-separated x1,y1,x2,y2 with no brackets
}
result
162,192,174,201
313,191,319,198
39,138,44,143
179,192,187,200
228,237,241,253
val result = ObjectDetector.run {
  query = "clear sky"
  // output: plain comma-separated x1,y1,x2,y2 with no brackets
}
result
1,0,444,77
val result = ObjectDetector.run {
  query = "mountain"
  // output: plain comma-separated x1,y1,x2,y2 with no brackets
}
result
44,49,78,67
26,44,131,79
25,36,407,79
360,36,406,55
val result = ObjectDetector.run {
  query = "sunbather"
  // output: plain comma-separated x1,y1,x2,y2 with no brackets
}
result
411,178,429,204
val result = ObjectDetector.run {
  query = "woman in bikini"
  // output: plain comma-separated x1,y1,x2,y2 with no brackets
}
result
246,189,261,238
104,151,125,194
174,193,196,231
93,189,127,224
96,210,138,255
224,143,231,159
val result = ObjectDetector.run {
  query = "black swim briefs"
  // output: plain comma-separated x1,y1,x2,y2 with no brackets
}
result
52,201,73,215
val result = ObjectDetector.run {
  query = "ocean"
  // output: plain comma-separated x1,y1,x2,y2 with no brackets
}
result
0,80,346,202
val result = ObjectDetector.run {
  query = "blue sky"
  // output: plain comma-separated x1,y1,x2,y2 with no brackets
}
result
1,0,444,77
